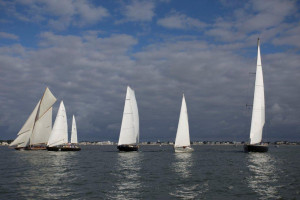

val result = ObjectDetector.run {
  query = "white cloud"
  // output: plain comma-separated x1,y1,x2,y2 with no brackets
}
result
157,12,206,30
0,32,19,40
121,0,155,22
2,0,109,30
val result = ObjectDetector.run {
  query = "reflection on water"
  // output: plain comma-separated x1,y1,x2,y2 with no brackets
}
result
109,152,142,199
14,151,79,199
247,153,281,199
170,153,207,199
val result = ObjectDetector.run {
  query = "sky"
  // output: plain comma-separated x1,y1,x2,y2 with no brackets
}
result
0,0,300,142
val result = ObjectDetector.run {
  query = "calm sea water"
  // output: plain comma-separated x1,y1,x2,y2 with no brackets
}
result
0,145,299,200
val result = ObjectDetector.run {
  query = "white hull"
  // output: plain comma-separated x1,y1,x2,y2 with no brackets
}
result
174,146,194,153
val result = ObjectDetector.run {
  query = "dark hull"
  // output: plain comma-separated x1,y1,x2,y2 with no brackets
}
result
14,145,47,151
244,144,268,153
47,146,81,151
117,145,139,152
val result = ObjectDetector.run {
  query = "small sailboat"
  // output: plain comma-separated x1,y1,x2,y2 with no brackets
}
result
244,38,268,153
9,87,56,150
69,115,81,150
47,102,81,151
174,94,193,153
117,86,139,152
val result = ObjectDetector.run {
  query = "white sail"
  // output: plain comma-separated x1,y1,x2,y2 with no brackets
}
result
174,94,191,147
47,101,68,147
36,87,57,119
9,101,40,147
71,115,78,144
30,107,52,145
249,38,265,144
118,86,139,145
10,87,56,147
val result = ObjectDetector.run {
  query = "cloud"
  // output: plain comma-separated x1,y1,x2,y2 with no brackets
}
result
157,11,206,30
206,0,298,44
1,0,109,30
120,0,155,22
0,32,19,40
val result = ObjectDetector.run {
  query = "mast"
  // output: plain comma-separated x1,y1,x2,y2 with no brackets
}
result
249,38,265,144
174,94,190,147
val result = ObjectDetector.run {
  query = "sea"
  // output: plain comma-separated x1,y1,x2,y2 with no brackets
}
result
0,145,299,200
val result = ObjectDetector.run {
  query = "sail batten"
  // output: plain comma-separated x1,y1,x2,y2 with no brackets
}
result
174,94,191,147
249,39,265,145
118,86,139,146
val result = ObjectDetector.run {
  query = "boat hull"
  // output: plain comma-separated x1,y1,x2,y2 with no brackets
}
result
244,144,268,153
174,146,194,153
47,145,81,151
117,145,139,152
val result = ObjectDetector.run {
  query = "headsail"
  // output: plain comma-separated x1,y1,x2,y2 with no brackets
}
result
118,86,139,146
174,94,191,147
71,115,78,144
249,38,265,144
47,101,68,147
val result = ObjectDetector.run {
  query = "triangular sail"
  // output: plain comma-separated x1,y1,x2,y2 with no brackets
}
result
9,101,40,147
30,107,52,145
118,86,139,145
10,87,56,147
47,101,68,147
175,94,191,147
249,38,265,144
71,115,78,144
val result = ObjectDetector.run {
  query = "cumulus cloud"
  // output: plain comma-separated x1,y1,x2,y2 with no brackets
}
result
1,0,109,30
206,0,298,44
157,11,206,30
118,0,155,23
0,32,19,40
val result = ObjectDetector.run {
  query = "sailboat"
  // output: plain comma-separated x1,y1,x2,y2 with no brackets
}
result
174,94,193,153
70,115,81,150
244,38,268,153
47,101,81,151
117,86,139,152
9,87,56,150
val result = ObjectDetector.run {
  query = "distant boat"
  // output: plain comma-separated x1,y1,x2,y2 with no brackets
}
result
70,115,81,150
47,101,80,151
244,39,268,153
174,94,193,153
9,87,56,150
117,86,139,152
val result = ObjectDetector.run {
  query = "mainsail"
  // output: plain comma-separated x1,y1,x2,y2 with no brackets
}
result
10,87,57,148
118,86,139,146
71,115,78,144
47,101,68,147
249,38,265,144
174,94,191,147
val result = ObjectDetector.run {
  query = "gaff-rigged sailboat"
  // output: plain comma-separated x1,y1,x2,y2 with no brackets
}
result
9,87,56,150
117,86,139,152
47,101,81,151
244,38,268,153
174,94,193,153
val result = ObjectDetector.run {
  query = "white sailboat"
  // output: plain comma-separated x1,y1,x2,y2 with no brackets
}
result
71,115,78,144
174,94,193,153
117,86,139,151
47,102,81,151
9,87,56,150
244,38,268,153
